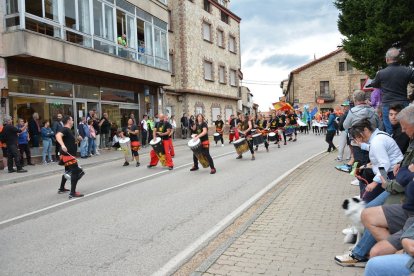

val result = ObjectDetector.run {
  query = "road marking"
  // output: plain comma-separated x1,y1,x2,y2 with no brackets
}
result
0,151,235,227
152,150,327,276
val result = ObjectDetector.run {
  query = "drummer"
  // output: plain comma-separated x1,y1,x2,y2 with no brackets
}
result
287,109,299,142
214,115,225,147
255,113,270,152
228,114,239,143
147,114,174,170
165,115,175,157
269,113,281,148
277,110,287,145
124,119,140,167
190,114,216,174
237,114,255,160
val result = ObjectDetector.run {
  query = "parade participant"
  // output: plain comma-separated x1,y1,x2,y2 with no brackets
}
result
229,114,240,143
2,115,27,173
124,118,140,167
269,113,281,148
147,114,174,170
277,111,287,145
287,110,299,142
237,114,255,160
56,116,84,198
255,113,270,152
190,114,216,174
214,115,225,146
165,115,175,157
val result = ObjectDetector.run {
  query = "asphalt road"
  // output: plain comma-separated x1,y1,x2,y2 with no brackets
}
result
0,134,326,275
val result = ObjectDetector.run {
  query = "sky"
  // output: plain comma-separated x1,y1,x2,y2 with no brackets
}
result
231,0,343,111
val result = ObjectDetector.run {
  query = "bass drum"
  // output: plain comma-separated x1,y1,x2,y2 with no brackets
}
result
150,137,166,166
119,137,133,161
213,132,221,142
187,139,209,168
252,133,264,146
268,132,277,142
233,138,249,156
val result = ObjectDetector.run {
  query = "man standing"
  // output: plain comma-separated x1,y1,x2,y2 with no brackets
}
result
147,114,174,170
371,47,414,134
28,112,40,155
141,115,148,147
180,113,189,139
52,113,64,160
99,113,111,149
77,117,89,158
56,116,84,198
2,115,27,173
326,108,337,152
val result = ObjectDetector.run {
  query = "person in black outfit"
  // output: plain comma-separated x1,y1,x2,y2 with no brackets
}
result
189,115,195,135
255,113,270,152
123,118,140,167
52,113,64,161
389,104,410,154
28,112,41,151
181,113,189,139
99,113,111,149
190,114,216,174
2,115,27,173
56,116,84,198
214,115,225,146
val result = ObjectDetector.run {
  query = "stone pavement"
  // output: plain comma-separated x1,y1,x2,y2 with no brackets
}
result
194,152,363,276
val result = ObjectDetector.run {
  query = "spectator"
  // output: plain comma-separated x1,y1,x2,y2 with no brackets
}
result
77,117,89,158
2,115,27,173
181,113,189,139
87,119,96,156
130,113,136,126
326,108,337,152
336,102,351,162
147,116,154,142
17,118,34,167
28,112,41,155
41,120,54,164
390,104,410,154
52,114,64,161
170,115,177,140
86,109,95,122
0,123,8,171
112,129,121,150
370,88,382,109
371,47,414,134
92,113,100,155
99,113,111,149
141,115,148,147
189,115,195,134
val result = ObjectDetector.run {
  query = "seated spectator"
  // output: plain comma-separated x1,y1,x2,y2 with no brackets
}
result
112,130,121,150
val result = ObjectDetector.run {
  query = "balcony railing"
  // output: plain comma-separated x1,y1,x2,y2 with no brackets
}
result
315,90,335,103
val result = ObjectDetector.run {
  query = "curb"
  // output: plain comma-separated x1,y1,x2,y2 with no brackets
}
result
153,149,328,276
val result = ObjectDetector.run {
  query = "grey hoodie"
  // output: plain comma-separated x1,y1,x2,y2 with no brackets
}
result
343,104,379,130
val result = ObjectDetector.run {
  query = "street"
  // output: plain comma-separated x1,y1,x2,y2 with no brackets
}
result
0,134,326,275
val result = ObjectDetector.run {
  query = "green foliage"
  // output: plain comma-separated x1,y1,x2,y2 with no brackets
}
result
334,0,414,78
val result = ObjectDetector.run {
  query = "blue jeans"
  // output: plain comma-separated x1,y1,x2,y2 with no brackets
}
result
80,137,89,157
88,137,96,155
365,253,412,276
352,191,390,259
383,102,408,135
42,139,52,162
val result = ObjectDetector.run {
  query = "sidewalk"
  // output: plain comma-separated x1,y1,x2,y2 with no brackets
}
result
193,152,363,276
0,138,191,185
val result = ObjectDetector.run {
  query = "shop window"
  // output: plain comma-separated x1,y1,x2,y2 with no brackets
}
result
74,85,100,100
8,76,73,98
100,88,138,103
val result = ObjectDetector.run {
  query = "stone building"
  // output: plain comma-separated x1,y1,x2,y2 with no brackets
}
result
239,86,254,115
165,0,241,130
285,48,367,111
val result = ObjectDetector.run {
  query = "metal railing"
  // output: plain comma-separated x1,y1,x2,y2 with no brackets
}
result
315,90,335,102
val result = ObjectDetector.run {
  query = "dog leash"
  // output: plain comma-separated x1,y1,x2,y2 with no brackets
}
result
355,174,370,200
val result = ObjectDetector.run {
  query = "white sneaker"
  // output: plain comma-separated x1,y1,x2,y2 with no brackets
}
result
342,226,358,235
351,179,359,186
221,144,224,147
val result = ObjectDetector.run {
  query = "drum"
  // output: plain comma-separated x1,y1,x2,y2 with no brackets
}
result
268,132,277,142
191,134,197,139
285,126,295,136
119,137,133,161
252,133,264,146
213,132,221,142
150,137,166,166
261,129,269,137
64,166,85,181
187,139,209,168
251,128,257,134
233,138,249,155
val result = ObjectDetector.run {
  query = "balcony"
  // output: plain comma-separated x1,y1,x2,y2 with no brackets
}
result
315,90,335,103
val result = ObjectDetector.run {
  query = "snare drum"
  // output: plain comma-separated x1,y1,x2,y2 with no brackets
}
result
188,139,209,168
119,137,133,161
268,132,277,142
213,132,221,142
252,133,264,146
233,138,249,155
150,137,166,166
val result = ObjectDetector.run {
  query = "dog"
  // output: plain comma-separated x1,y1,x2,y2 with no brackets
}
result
342,196,365,249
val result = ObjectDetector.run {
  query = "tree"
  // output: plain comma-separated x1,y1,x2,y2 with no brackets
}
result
335,0,414,77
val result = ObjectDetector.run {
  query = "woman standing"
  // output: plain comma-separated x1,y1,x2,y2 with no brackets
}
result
237,114,255,160
190,114,216,174
41,120,54,164
87,119,96,156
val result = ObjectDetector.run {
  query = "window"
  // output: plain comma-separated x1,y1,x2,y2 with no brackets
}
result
230,69,236,86
196,106,203,115
25,0,59,21
93,0,114,40
320,81,330,94
229,36,236,53
339,62,345,72
217,30,224,48
225,108,233,121
347,62,353,71
221,11,229,24
204,61,213,81
219,66,225,83
212,107,220,123
116,9,136,49
44,0,59,21
203,0,211,12
154,29,168,59
169,53,175,75
6,0,19,14
203,22,211,42
25,0,43,17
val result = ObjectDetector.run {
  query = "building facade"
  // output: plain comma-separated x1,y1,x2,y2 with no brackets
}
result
239,86,253,115
0,0,170,130
285,48,367,111
165,0,241,129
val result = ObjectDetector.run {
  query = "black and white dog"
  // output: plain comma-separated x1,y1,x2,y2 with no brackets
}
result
342,196,365,247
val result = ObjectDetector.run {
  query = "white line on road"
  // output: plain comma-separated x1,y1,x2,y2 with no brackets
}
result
152,150,327,276
0,151,235,227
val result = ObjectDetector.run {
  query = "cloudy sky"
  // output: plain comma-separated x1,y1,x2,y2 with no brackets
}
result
231,0,343,111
